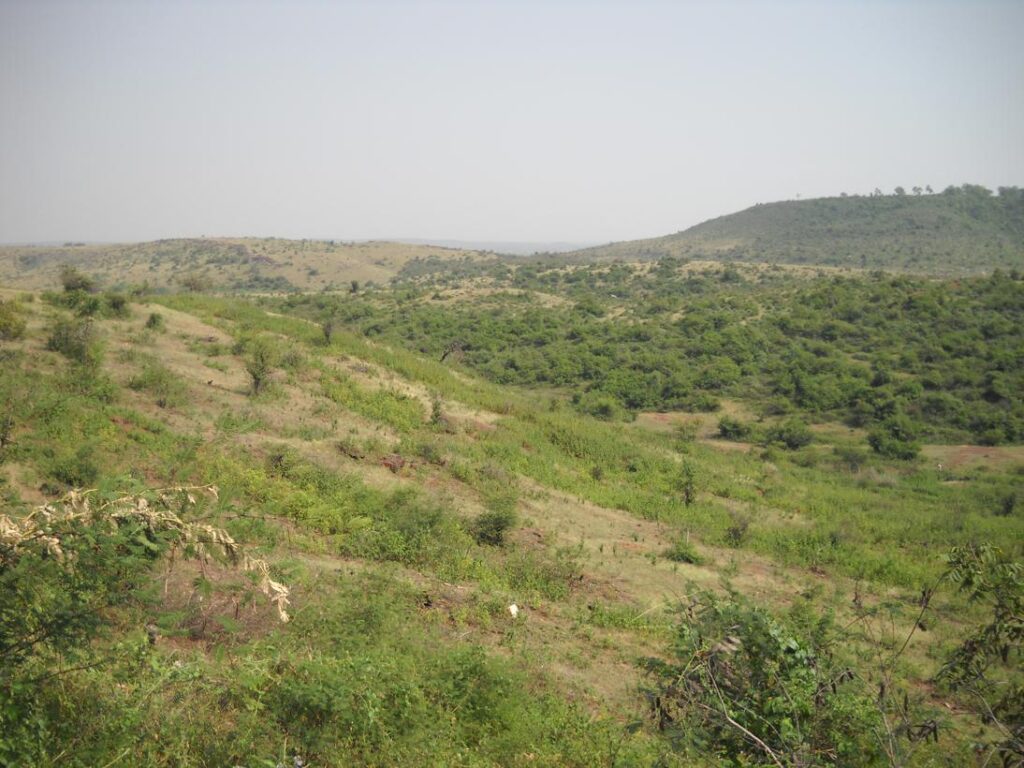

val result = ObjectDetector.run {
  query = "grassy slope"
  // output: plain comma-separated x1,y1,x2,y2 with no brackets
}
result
2,287,1021,764
571,189,1024,274
0,237,491,293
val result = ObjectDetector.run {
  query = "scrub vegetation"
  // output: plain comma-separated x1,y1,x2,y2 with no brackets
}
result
1,198,1022,766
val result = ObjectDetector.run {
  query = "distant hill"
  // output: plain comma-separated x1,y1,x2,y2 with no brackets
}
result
0,237,490,292
392,238,599,255
572,185,1024,274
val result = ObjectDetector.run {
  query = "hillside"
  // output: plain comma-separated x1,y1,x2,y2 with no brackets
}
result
0,237,492,293
572,185,1024,274
1,263,1022,765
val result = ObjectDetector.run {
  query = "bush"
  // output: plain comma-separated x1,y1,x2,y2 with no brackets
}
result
244,336,279,394
724,510,751,547
471,508,517,546
0,301,26,341
717,416,751,440
643,592,886,766
58,264,96,293
46,317,101,365
104,293,130,318
128,361,187,408
48,446,100,487
664,537,704,565
764,418,813,449
868,414,920,459
573,390,628,421
144,312,165,331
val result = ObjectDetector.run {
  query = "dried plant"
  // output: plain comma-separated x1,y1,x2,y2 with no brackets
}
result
0,485,290,622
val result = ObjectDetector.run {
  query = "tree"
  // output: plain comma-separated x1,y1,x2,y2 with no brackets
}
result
180,274,206,292
676,461,697,506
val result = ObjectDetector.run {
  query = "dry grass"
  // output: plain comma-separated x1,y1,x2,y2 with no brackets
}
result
0,237,491,292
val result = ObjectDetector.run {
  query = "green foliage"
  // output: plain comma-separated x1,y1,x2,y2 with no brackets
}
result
59,264,96,293
0,300,26,341
717,416,751,440
128,360,187,408
470,508,518,546
765,418,813,450
580,186,1024,273
644,591,886,766
278,268,1024,444
144,311,165,331
46,316,102,365
675,461,697,506
868,414,920,459
938,544,1023,765
664,536,704,564
48,444,101,487
244,335,279,394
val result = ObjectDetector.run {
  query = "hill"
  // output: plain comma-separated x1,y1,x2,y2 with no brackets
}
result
572,185,1024,274
2,261,1021,765
0,237,491,293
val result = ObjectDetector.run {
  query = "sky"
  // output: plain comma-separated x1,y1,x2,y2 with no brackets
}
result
1,0,1022,245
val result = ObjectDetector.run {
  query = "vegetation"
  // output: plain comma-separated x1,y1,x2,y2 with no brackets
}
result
0,246,1021,766
574,185,1024,274
275,265,1024,446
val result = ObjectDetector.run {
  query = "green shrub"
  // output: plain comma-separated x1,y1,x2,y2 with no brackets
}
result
868,414,920,459
765,418,813,449
128,361,187,408
58,264,96,293
46,317,101,365
717,416,751,440
643,592,887,766
244,336,279,394
664,537,704,564
144,312,165,331
0,301,26,341
104,293,130,318
48,446,100,487
471,508,517,546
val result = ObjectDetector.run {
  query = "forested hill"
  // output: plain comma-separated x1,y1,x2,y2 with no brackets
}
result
571,185,1024,274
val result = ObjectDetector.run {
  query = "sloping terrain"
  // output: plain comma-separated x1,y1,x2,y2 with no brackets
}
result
572,185,1024,274
2,278,1022,765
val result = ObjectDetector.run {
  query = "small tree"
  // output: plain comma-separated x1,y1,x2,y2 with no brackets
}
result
321,318,335,344
180,274,206,292
244,337,278,395
676,461,697,506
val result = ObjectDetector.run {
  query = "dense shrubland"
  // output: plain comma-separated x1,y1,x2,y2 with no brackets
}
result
275,266,1024,446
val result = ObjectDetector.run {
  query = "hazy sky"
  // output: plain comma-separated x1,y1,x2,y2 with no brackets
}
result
1,0,1022,244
